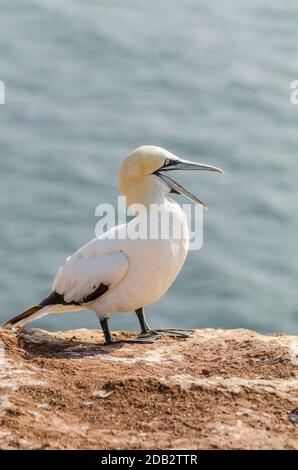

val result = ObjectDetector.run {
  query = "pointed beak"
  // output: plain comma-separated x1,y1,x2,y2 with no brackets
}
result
154,157,224,208
160,158,224,174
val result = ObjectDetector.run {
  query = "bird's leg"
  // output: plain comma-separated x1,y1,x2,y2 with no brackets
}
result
99,317,155,346
100,318,113,345
135,307,151,334
135,307,194,340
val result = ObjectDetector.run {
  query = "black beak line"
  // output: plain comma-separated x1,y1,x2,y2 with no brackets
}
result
156,158,224,174
155,171,208,208
153,157,224,208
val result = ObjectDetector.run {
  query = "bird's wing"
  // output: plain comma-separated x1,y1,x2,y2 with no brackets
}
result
53,250,128,305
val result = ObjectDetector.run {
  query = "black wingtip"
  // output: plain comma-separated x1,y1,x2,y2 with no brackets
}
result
2,305,42,328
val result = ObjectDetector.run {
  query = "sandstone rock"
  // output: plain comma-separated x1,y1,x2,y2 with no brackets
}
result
0,327,297,450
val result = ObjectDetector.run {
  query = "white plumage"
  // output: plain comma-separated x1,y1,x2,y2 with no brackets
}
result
54,198,189,316
3,146,223,345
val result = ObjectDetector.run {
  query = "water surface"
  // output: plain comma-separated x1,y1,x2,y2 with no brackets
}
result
0,1,297,334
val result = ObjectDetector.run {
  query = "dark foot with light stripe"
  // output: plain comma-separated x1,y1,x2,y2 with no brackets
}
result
137,328,193,340
135,308,194,340
99,317,155,346
105,337,156,346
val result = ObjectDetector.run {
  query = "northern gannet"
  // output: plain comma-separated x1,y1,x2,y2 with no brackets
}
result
3,146,223,345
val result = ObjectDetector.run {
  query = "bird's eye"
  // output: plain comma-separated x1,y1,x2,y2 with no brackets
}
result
164,158,171,167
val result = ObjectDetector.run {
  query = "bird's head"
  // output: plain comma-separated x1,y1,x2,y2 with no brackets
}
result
119,145,223,207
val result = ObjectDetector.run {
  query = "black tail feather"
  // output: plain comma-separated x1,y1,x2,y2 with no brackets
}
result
2,284,110,328
2,305,43,328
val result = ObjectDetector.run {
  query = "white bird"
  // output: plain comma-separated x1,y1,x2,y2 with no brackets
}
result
3,146,223,345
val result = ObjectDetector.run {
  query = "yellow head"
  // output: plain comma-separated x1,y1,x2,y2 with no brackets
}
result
119,145,223,207
119,146,175,206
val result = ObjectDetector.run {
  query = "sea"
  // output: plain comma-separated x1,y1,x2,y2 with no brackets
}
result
0,0,297,334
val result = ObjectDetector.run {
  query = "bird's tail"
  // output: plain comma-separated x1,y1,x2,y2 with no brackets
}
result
2,305,50,329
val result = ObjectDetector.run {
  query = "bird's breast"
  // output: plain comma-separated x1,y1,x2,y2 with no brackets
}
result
93,204,190,314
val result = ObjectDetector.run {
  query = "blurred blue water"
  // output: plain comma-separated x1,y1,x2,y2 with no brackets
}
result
0,0,297,334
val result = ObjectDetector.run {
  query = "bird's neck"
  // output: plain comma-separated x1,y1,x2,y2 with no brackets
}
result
123,179,188,244
124,178,170,209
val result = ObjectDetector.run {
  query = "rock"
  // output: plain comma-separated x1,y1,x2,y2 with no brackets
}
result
288,408,298,424
81,401,93,408
91,389,114,399
0,327,297,450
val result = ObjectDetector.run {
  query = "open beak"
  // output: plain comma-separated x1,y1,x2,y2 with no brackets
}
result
154,158,224,208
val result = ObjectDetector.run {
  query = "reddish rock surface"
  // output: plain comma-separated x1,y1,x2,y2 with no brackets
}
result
0,327,297,449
